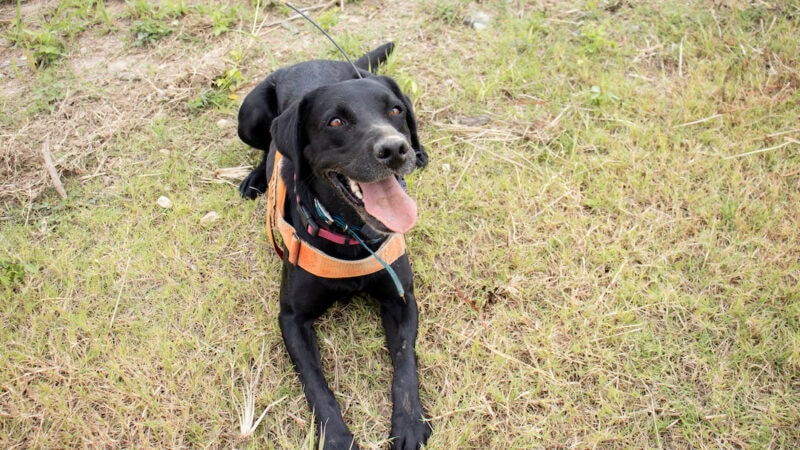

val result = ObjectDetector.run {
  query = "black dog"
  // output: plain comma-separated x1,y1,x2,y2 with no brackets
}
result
237,43,430,449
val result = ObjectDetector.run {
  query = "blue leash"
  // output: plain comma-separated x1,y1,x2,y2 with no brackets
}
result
315,200,405,299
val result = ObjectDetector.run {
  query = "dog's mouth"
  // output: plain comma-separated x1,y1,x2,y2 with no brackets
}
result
327,172,417,234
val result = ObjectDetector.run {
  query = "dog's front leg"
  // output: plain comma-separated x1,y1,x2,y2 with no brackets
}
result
373,260,431,449
279,273,357,449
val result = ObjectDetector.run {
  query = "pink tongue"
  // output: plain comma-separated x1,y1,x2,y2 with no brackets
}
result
358,178,417,233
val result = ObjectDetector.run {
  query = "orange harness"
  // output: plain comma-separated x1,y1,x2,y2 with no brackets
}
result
266,152,407,279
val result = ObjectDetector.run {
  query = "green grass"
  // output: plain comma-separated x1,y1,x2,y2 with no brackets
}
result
2,0,800,448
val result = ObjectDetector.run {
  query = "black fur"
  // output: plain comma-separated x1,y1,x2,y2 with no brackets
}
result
236,43,430,450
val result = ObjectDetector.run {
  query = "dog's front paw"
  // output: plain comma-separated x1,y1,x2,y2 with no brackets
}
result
389,413,431,450
239,169,267,199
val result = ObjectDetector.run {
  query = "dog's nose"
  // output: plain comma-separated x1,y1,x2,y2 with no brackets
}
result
373,137,410,169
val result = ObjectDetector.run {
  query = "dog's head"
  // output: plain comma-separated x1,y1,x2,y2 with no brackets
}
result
271,76,427,235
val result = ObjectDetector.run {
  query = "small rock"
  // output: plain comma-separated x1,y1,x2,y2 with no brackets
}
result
464,11,491,31
442,163,451,173
280,21,300,35
201,211,220,225
216,118,235,129
157,196,173,209
117,72,142,81
108,60,126,71
457,115,492,126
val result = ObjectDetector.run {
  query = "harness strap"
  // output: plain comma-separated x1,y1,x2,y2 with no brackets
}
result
266,153,285,260
266,152,407,279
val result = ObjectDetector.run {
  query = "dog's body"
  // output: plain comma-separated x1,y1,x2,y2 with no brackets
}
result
237,43,430,449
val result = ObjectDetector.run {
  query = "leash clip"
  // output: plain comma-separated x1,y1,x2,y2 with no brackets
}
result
314,198,335,226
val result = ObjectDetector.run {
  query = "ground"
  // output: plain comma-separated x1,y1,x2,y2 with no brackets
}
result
1,0,799,448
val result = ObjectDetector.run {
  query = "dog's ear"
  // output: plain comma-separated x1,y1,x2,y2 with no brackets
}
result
373,76,428,169
270,97,309,166
237,79,280,151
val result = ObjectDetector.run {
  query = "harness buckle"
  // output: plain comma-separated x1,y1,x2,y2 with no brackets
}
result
299,204,320,237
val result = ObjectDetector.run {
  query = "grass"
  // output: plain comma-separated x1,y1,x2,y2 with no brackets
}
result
2,0,800,448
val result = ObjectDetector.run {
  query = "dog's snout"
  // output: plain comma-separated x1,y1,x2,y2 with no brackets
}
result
373,137,410,169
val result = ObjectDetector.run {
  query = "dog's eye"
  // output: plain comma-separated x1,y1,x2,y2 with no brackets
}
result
389,106,403,116
328,117,344,127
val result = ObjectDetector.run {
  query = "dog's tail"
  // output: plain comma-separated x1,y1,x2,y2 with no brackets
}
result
355,42,395,73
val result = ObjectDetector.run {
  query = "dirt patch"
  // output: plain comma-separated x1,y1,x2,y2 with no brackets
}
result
1,0,425,206
0,9,241,204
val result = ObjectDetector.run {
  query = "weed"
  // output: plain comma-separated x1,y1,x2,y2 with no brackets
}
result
188,68,244,111
0,259,38,290
49,0,111,37
6,3,64,68
210,6,238,36
214,68,244,91
314,9,339,31
579,23,616,54
430,2,463,25
132,18,174,46
16,28,65,67
195,2,240,36
127,0,187,20
4,0,112,67
26,69,69,115
163,0,189,18
229,48,244,63
126,0,157,19
588,85,620,106
126,0,191,45
188,87,227,110
322,32,368,62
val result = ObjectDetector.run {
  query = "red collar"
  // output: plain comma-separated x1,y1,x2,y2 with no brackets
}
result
313,226,357,245
298,202,361,246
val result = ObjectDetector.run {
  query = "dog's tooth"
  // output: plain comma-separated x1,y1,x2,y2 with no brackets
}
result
348,178,363,199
